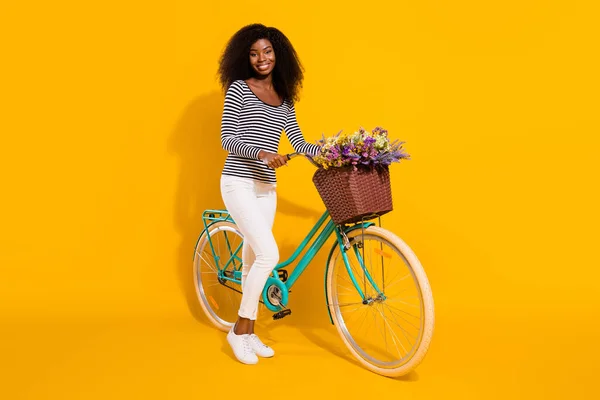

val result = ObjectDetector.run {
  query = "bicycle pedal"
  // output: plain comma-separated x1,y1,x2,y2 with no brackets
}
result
272,309,292,320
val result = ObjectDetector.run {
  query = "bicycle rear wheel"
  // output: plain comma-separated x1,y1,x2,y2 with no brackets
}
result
193,221,244,332
326,226,434,377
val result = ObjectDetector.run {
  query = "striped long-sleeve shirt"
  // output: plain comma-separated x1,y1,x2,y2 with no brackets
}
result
220,80,320,184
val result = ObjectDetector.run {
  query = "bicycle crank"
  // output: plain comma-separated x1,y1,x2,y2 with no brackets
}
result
267,286,292,320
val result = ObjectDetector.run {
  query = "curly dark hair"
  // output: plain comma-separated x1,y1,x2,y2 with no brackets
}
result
218,24,305,104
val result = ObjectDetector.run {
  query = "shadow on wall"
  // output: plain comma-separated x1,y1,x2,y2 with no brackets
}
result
276,196,322,219
169,91,226,323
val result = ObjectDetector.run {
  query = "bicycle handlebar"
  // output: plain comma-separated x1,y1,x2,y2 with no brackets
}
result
285,152,320,168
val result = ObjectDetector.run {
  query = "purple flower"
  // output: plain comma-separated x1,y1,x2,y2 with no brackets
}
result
313,126,410,169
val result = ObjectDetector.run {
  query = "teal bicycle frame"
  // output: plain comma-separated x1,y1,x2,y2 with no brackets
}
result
198,206,382,323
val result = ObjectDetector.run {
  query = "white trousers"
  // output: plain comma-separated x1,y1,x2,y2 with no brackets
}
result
220,174,279,320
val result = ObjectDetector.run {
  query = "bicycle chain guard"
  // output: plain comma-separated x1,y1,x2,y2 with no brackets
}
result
261,276,289,313
267,284,293,320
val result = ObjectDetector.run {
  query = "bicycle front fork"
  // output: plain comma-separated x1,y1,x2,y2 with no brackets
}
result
335,228,385,302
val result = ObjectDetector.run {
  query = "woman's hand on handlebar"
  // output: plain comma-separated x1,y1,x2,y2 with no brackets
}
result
258,150,288,169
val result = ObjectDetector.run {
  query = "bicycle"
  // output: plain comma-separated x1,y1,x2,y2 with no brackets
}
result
193,153,434,377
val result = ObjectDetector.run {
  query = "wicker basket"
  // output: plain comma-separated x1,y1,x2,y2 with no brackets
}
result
312,165,393,225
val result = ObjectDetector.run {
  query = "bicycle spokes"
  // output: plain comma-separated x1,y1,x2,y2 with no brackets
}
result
195,224,245,327
331,232,425,368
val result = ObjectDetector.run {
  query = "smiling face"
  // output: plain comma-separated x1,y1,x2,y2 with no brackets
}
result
249,38,276,77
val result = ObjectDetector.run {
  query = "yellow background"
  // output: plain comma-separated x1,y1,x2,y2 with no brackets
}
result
1,0,599,398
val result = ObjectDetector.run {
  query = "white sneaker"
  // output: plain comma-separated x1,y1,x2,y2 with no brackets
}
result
249,334,275,358
227,327,258,365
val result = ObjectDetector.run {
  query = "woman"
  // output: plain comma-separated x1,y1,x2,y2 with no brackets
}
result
217,24,320,364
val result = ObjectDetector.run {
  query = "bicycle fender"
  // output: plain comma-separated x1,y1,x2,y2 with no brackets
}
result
192,218,237,261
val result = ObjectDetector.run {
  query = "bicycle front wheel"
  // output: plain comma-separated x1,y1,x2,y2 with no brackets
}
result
326,226,434,377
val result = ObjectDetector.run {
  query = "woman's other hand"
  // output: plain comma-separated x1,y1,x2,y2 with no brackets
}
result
258,150,288,169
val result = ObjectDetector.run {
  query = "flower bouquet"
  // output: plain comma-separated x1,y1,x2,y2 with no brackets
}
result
311,127,410,225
